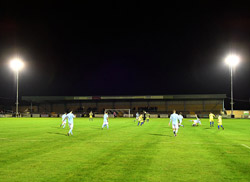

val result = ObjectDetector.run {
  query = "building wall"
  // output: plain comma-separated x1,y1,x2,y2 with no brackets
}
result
19,99,223,114
226,110,250,118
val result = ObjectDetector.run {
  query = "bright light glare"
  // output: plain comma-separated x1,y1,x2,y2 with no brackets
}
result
225,54,240,67
10,58,24,71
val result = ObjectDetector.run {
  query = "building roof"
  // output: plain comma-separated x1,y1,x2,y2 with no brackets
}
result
22,94,227,102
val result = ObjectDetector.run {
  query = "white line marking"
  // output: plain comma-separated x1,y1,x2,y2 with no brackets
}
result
241,144,250,150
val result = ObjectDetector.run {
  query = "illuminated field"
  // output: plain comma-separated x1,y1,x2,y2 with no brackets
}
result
0,118,249,182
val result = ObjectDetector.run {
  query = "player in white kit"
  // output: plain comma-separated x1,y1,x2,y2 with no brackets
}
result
65,111,75,136
178,112,184,128
134,112,139,122
192,114,202,126
102,112,109,129
169,110,179,136
60,112,67,128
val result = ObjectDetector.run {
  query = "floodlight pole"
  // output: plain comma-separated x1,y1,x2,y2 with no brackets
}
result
10,58,24,117
16,70,19,117
230,65,233,117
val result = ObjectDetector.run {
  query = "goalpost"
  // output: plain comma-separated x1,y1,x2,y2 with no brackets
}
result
104,109,131,118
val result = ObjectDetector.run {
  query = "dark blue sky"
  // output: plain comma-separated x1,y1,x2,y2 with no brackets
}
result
0,2,250,109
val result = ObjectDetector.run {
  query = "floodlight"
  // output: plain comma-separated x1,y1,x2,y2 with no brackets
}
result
224,53,240,118
225,54,240,67
10,58,24,72
9,57,25,117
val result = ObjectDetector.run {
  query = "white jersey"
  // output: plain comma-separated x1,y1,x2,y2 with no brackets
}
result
67,113,75,124
170,113,179,125
103,113,108,123
193,119,201,125
178,115,183,123
62,114,67,122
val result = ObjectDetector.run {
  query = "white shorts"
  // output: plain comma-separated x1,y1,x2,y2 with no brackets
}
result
68,123,73,129
172,124,178,129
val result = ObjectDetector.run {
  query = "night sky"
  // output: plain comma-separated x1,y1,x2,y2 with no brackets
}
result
0,2,250,109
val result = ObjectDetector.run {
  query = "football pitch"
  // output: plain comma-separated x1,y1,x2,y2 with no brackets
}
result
0,118,250,182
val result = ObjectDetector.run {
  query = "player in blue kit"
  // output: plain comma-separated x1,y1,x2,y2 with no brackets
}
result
60,112,67,128
64,111,75,136
169,110,179,136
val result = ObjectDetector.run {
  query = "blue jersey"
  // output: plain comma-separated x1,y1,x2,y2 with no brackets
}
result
62,114,67,122
67,113,75,124
104,113,108,122
170,113,179,125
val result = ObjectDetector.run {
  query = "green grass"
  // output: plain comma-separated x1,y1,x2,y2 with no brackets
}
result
0,117,250,182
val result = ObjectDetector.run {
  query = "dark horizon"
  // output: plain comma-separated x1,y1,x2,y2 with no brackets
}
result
0,2,250,109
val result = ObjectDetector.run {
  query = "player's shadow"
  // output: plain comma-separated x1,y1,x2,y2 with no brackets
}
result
148,133,172,137
51,127,62,129
47,132,67,136
90,127,102,130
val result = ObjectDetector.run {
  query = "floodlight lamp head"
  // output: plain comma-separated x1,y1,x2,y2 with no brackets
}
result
225,54,240,67
10,58,24,72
